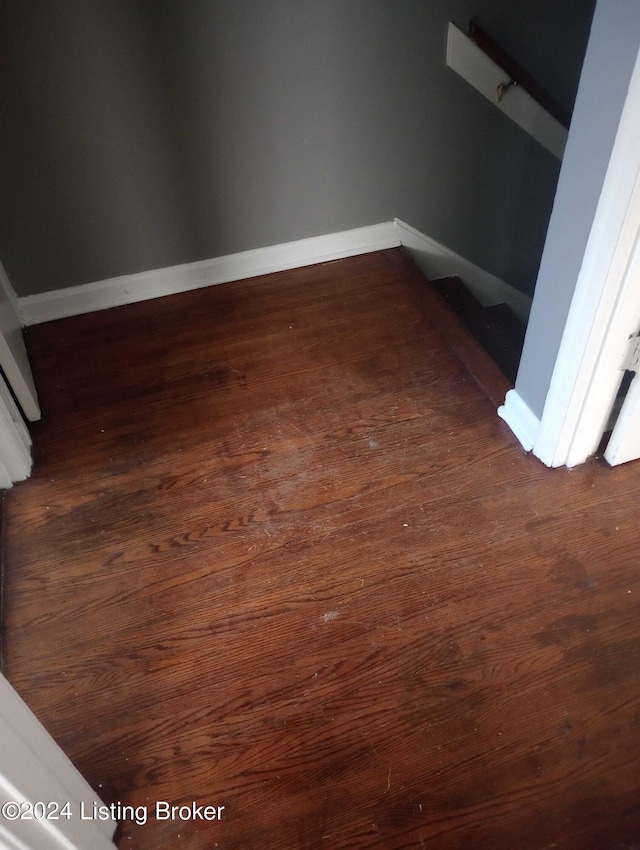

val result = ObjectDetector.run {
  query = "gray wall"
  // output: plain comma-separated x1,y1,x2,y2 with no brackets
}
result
0,0,593,298
516,0,640,418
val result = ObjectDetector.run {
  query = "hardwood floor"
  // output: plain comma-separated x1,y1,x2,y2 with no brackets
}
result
3,249,640,850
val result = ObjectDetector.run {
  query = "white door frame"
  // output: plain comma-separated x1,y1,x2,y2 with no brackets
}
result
0,373,32,488
0,261,40,423
0,674,116,849
501,41,640,468
0,259,38,486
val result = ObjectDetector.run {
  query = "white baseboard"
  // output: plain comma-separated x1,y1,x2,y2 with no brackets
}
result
19,222,400,326
18,218,530,327
394,218,532,323
497,389,540,452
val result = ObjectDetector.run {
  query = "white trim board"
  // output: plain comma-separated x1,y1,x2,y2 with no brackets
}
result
497,389,540,453
394,219,532,323
0,371,32,488
0,259,40,421
446,22,568,160
0,673,116,849
19,223,399,326
18,220,531,327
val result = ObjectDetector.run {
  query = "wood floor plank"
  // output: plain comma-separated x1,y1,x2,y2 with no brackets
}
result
4,249,640,849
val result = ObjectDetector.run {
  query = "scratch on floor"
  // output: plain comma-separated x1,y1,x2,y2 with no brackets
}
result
320,611,340,623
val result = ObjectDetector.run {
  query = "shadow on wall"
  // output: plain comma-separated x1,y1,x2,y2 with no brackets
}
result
0,0,595,300
1,0,375,295
0,1,196,294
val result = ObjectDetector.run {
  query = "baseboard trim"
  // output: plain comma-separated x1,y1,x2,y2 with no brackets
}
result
394,219,532,323
18,219,530,328
497,389,540,452
19,222,400,326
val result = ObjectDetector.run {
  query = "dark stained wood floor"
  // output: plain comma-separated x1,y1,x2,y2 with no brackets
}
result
3,249,640,850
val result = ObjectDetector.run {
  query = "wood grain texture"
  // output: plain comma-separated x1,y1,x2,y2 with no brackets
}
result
3,249,640,850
